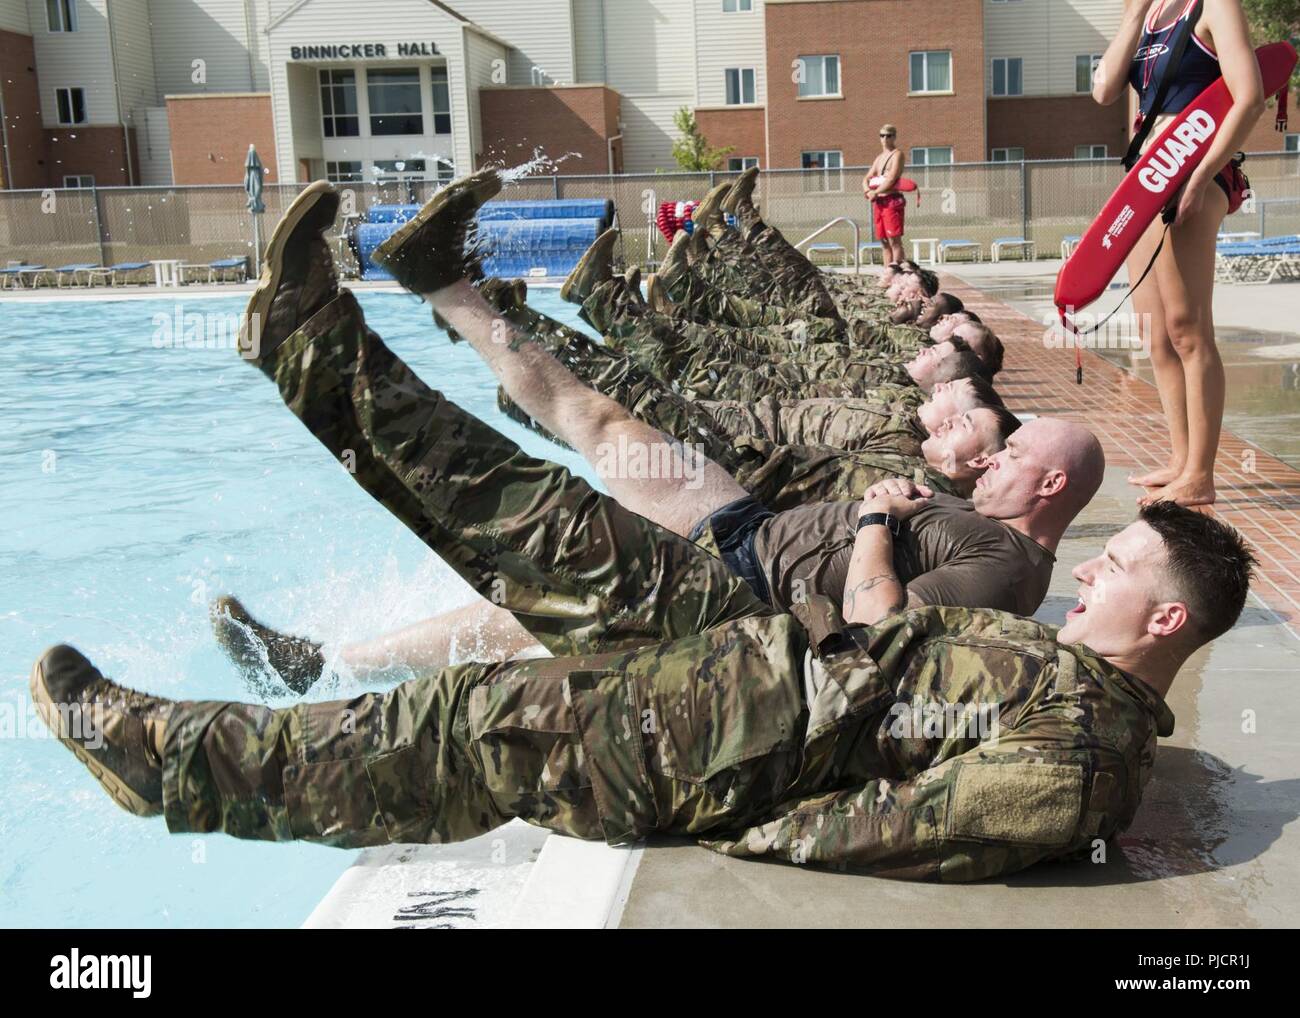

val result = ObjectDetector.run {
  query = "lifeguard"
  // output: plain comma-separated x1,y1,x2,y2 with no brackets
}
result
864,123,907,263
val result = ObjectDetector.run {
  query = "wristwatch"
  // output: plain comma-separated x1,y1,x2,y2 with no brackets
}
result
856,512,900,536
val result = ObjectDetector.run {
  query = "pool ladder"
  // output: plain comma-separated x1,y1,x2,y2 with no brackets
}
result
795,217,862,274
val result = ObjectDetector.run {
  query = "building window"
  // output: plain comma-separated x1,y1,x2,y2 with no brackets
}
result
46,0,77,32
430,67,452,135
991,147,1024,162
910,51,952,94
434,157,456,184
722,0,753,11
725,67,756,105
1076,54,1102,94
992,57,1022,97
1285,134,1298,153
55,87,86,125
801,150,843,191
797,55,840,98
62,174,94,188
320,70,359,138
728,157,759,171
1075,144,1108,159
326,161,364,183
368,68,424,136
912,146,953,166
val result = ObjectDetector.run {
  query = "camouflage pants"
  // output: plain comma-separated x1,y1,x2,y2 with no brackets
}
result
484,300,934,508
699,395,925,452
162,289,799,848
663,266,847,339
703,226,842,321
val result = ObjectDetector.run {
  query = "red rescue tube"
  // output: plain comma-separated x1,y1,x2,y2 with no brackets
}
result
1055,42,1297,322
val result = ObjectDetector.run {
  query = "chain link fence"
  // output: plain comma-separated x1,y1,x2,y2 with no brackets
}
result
3,152,1299,277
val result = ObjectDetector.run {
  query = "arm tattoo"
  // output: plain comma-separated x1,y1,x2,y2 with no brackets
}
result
845,574,906,617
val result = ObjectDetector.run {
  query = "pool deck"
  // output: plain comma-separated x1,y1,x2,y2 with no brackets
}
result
11,262,1299,927
610,268,1300,927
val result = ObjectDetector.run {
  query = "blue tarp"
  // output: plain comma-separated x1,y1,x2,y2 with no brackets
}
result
354,197,613,280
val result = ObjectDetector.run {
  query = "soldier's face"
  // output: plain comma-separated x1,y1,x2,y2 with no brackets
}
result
969,420,1058,517
918,380,963,431
907,340,955,390
922,409,1000,482
929,313,969,343
1058,522,1173,653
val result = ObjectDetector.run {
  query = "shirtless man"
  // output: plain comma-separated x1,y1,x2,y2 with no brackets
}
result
865,123,907,264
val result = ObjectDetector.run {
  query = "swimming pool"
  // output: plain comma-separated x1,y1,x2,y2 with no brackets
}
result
0,287,597,928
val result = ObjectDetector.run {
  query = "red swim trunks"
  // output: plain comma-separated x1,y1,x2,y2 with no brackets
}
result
872,193,906,239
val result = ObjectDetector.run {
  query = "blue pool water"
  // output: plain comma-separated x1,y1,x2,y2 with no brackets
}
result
0,287,597,928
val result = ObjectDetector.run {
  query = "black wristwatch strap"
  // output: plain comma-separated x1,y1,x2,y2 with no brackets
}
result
857,512,900,536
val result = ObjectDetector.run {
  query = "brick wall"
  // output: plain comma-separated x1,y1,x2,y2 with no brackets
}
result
695,106,766,166
167,94,278,185
44,126,137,186
0,29,48,189
479,85,622,174
988,95,1130,161
764,0,986,168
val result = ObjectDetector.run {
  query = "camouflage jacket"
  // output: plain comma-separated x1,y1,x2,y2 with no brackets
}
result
570,604,1173,882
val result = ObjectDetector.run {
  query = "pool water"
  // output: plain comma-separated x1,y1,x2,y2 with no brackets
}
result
0,287,597,928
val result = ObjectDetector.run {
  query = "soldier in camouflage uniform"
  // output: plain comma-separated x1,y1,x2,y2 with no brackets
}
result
32,174,1256,882
466,276,1013,507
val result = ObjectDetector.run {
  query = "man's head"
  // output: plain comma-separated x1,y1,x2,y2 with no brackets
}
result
952,321,1004,377
880,123,898,149
922,405,1022,492
906,336,990,390
881,262,903,286
972,417,1105,531
888,272,924,303
917,375,1005,432
1058,504,1255,680
916,292,964,329
928,309,980,343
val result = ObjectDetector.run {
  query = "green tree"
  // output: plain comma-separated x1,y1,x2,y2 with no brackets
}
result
670,108,734,172
1243,0,1300,85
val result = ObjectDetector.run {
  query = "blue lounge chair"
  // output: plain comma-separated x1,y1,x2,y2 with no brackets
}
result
0,264,47,289
938,239,982,263
54,263,99,287
991,237,1035,262
208,257,249,283
86,262,151,287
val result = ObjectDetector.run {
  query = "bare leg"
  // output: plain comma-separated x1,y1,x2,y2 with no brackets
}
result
1142,186,1228,508
429,279,750,537
1126,216,1186,490
338,600,543,678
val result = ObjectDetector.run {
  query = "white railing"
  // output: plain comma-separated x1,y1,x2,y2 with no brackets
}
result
794,216,862,274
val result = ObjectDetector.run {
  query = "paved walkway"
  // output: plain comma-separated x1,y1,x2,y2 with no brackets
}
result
944,271,1300,626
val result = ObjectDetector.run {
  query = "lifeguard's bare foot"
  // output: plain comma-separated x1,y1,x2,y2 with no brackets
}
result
1138,475,1216,508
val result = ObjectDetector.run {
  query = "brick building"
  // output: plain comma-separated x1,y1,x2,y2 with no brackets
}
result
0,0,1294,192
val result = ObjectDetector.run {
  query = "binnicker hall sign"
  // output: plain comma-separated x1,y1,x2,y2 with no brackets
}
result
290,42,441,59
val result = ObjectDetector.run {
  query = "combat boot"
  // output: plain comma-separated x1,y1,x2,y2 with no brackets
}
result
240,180,341,364
560,227,618,303
721,165,759,217
373,168,502,296
30,645,172,816
210,596,325,696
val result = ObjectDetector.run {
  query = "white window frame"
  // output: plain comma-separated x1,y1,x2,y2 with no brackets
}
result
991,147,1024,162
991,57,1022,97
46,0,77,33
724,67,757,106
797,55,841,99
911,146,953,166
801,150,843,192
1075,144,1108,159
55,86,86,125
909,51,952,94
1076,54,1102,94
319,68,360,139
62,174,94,188
722,0,754,12
728,156,759,171
430,66,452,135
325,161,364,183
367,66,425,137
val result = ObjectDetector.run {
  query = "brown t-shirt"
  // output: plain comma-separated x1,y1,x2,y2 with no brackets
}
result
752,494,1055,615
